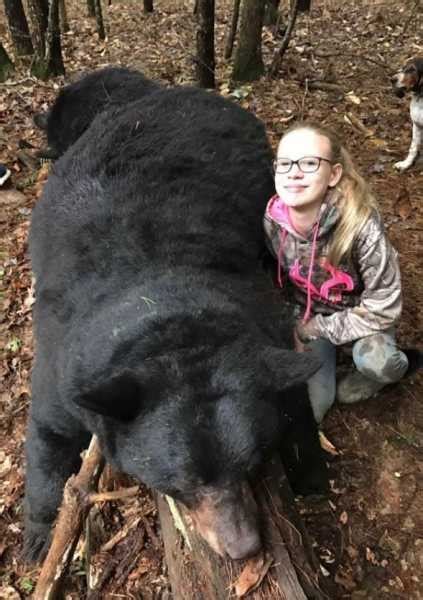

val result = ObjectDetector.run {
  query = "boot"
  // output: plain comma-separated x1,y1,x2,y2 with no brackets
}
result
337,371,386,404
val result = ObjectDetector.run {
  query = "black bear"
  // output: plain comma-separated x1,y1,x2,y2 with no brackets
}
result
34,66,160,159
26,75,326,563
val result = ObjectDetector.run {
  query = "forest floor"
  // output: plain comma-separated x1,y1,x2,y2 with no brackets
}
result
0,0,422,598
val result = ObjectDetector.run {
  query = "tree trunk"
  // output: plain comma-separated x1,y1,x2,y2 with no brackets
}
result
264,0,280,26
26,0,47,75
269,0,300,76
232,0,265,82
59,0,69,33
87,0,96,17
45,0,65,76
27,0,64,79
294,0,311,11
94,0,106,40
0,42,14,82
195,0,215,88
143,0,154,13
4,0,34,57
224,0,241,60
158,455,329,599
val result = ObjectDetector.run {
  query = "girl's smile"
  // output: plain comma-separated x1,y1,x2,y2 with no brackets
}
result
275,130,342,215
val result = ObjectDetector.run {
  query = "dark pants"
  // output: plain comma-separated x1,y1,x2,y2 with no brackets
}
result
307,331,409,424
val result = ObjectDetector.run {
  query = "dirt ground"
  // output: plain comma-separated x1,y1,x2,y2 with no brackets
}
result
0,0,422,598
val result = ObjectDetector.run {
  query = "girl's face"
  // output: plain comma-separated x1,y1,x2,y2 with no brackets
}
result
274,129,343,211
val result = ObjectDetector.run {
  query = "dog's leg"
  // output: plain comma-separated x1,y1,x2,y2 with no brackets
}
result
395,123,422,171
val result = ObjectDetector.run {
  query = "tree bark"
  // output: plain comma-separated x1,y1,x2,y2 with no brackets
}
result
26,0,47,76
45,0,65,76
232,0,265,82
224,0,241,60
4,0,34,57
59,0,69,32
270,0,300,77
94,0,106,40
158,455,329,599
0,42,14,82
195,0,215,88
263,0,280,26
87,0,96,17
294,0,311,11
143,0,154,13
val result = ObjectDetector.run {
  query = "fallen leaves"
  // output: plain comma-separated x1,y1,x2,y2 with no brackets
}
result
394,185,413,220
233,551,273,597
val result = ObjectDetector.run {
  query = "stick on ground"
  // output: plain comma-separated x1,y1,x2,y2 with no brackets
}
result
33,435,105,600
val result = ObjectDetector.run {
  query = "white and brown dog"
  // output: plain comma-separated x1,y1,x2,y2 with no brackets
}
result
392,57,423,172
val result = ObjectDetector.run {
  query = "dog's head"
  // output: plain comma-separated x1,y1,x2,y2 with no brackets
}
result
392,57,423,98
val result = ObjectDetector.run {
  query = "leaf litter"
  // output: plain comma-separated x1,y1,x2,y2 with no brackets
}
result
0,0,422,598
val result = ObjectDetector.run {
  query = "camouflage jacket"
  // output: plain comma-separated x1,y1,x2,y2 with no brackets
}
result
263,192,403,345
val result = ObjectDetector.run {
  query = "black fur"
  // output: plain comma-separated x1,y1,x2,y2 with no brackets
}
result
26,80,327,561
34,66,160,158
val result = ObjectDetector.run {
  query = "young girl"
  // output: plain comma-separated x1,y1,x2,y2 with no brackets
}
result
264,123,409,424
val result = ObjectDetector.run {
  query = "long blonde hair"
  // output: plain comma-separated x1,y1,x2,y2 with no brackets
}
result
282,122,378,266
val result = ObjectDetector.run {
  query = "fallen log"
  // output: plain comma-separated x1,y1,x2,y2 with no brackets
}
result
158,454,329,599
33,437,329,599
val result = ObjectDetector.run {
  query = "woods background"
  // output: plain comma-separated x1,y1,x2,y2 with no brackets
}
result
0,0,422,598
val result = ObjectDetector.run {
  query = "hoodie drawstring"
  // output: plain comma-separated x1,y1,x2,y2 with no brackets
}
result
276,214,322,323
277,229,288,288
302,219,321,323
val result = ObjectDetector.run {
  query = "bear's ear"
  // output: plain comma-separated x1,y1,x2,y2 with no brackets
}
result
262,347,321,390
74,371,142,421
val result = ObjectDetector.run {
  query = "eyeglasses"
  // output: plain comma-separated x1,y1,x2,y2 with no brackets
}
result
273,156,333,174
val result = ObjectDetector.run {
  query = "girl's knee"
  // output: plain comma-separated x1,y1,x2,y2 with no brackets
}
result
352,333,408,384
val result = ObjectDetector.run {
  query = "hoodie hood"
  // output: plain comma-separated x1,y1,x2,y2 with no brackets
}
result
265,189,342,241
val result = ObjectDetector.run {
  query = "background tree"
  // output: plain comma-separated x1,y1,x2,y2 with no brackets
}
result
296,0,311,11
94,0,106,40
59,0,69,33
143,0,153,13
232,0,265,82
264,0,280,26
87,0,95,17
45,0,65,76
26,0,64,78
195,0,215,88
224,0,240,59
4,0,34,57
0,41,14,81
26,0,48,75
270,0,299,76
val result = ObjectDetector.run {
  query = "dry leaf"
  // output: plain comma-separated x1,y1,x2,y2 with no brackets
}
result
234,551,273,597
319,431,339,455
370,137,388,148
345,112,374,137
339,511,348,525
394,186,412,220
346,91,361,104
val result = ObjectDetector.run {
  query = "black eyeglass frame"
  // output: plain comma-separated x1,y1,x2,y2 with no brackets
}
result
273,156,334,174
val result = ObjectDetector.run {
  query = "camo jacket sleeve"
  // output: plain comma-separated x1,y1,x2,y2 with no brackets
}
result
313,215,403,345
